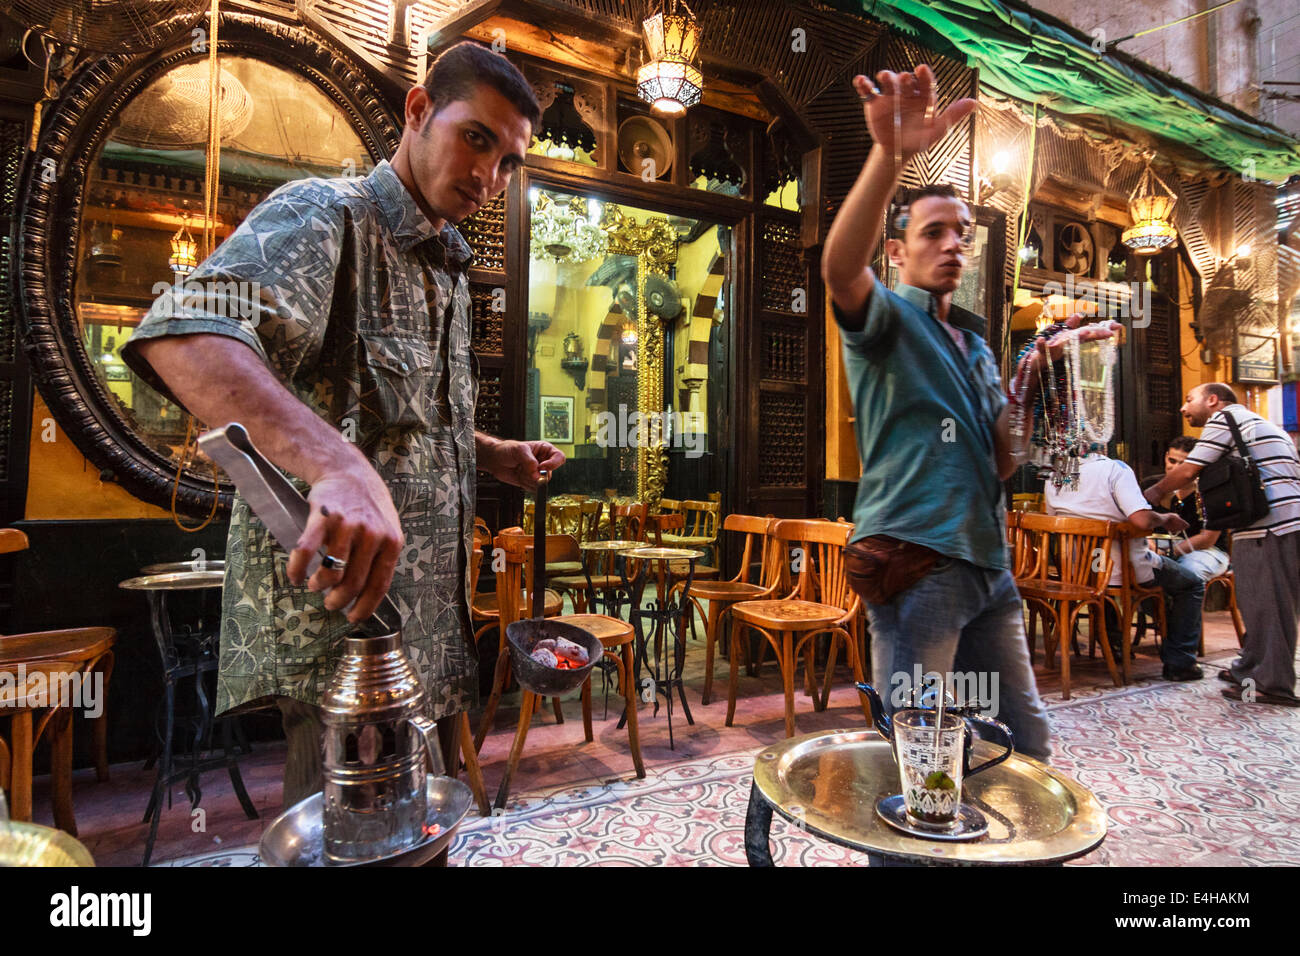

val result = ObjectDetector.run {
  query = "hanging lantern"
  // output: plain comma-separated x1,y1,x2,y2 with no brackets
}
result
620,317,638,345
1122,166,1178,255
169,213,199,278
636,1,703,118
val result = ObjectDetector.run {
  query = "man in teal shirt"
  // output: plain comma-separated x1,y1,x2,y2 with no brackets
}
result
822,65,1086,761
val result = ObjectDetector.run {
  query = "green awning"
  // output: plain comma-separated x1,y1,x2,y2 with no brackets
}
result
831,0,1300,182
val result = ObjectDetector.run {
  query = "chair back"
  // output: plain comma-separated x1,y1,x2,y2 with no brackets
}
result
471,523,493,596
656,498,682,514
721,514,779,587
645,511,684,546
493,529,536,630
1113,522,1163,592
610,502,647,541
577,500,603,543
770,519,857,615
1017,513,1114,591
679,499,721,541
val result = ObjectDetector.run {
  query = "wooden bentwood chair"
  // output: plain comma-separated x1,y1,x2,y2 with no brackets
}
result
473,529,566,753
1013,513,1120,700
670,515,782,705
725,519,871,738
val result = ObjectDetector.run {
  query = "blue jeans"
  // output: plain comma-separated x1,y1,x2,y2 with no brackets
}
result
1148,554,1205,673
866,559,1053,763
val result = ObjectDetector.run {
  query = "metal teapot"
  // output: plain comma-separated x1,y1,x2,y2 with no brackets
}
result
856,682,1014,779
320,631,442,864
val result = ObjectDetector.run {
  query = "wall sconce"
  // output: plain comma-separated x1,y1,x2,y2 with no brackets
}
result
561,330,587,389
636,0,703,118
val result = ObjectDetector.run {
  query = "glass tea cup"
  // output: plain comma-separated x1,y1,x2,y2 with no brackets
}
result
891,709,966,830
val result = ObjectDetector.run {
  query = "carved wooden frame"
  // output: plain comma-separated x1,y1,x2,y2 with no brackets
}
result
13,13,401,515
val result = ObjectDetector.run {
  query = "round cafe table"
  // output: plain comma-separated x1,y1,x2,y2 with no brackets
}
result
576,539,642,618
615,546,705,749
746,729,1106,867
119,570,258,865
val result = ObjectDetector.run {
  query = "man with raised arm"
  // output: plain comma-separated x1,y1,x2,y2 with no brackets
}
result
823,66,1116,761
124,43,565,804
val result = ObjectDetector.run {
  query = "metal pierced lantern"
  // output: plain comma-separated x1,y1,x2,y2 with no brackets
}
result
1122,167,1178,255
169,216,199,278
636,3,703,118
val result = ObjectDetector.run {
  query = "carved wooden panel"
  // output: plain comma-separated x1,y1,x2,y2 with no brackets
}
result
757,393,806,488
461,193,507,273
0,111,28,523
761,320,806,383
470,282,505,354
760,219,804,314
475,366,504,437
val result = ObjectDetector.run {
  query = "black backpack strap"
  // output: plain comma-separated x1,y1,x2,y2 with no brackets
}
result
1218,410,1253,462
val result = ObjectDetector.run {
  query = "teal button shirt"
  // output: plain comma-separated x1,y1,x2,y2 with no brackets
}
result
837,282,1009,570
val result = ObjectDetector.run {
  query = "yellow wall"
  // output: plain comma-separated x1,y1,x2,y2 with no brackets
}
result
25,392,173,520
1175,255,1268,441
824,300,858,481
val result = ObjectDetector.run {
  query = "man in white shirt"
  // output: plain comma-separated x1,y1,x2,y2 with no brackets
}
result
1046,448,1201,681
1145,383,1300,707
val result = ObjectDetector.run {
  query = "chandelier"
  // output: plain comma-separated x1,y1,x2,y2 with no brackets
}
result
636,0,703,118
530,192,608,263
1122,166,1178,255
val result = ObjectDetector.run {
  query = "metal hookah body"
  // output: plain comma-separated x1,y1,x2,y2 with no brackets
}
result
320,630,441,865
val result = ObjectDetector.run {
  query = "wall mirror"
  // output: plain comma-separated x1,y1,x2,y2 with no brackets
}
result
525,185,730,507
15,15,399,514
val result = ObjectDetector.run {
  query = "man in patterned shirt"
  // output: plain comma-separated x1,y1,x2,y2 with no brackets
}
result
124,43,564,804
1145,383,1300,707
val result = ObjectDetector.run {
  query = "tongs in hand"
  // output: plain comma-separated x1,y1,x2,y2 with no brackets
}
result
197,423,402,638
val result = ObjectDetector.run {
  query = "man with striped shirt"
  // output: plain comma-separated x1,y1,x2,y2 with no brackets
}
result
1144,383,1300,707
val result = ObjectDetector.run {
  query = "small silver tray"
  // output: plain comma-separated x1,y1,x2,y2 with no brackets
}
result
753,729,1105,865
259,776,472,867
875,794,989,842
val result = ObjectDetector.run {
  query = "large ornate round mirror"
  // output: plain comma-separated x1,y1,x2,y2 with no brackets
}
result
15,14,400,514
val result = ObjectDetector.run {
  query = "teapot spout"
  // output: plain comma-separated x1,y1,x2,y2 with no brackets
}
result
855,682,893,740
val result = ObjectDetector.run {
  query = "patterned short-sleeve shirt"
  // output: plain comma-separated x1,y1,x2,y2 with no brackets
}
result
123,160,480,721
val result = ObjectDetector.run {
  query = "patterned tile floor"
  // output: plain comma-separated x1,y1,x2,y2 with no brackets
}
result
160,646,1300,867
29,610,1297,866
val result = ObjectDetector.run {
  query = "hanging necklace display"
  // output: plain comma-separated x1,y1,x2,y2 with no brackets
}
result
1015,324,1118,490
1068,330,1117,446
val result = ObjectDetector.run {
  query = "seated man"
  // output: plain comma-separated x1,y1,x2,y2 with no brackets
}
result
1152,435,1230,581
1045,446,1203,681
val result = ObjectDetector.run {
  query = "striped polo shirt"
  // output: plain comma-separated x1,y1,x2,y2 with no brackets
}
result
1187,403,1300,539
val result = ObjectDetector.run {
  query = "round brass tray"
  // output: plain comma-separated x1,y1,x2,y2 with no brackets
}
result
579,540,641,552
259,776,472,867
622,547,705,561
118,570,226,591
0,821,95,867
753,730,1106,865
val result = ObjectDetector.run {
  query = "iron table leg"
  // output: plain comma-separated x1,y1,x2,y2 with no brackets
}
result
744,781,775,867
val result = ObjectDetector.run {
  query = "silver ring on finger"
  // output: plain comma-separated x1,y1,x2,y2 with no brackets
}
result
321,554,347,572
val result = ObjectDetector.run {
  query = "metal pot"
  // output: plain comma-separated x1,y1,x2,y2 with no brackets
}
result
319,631,442,865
